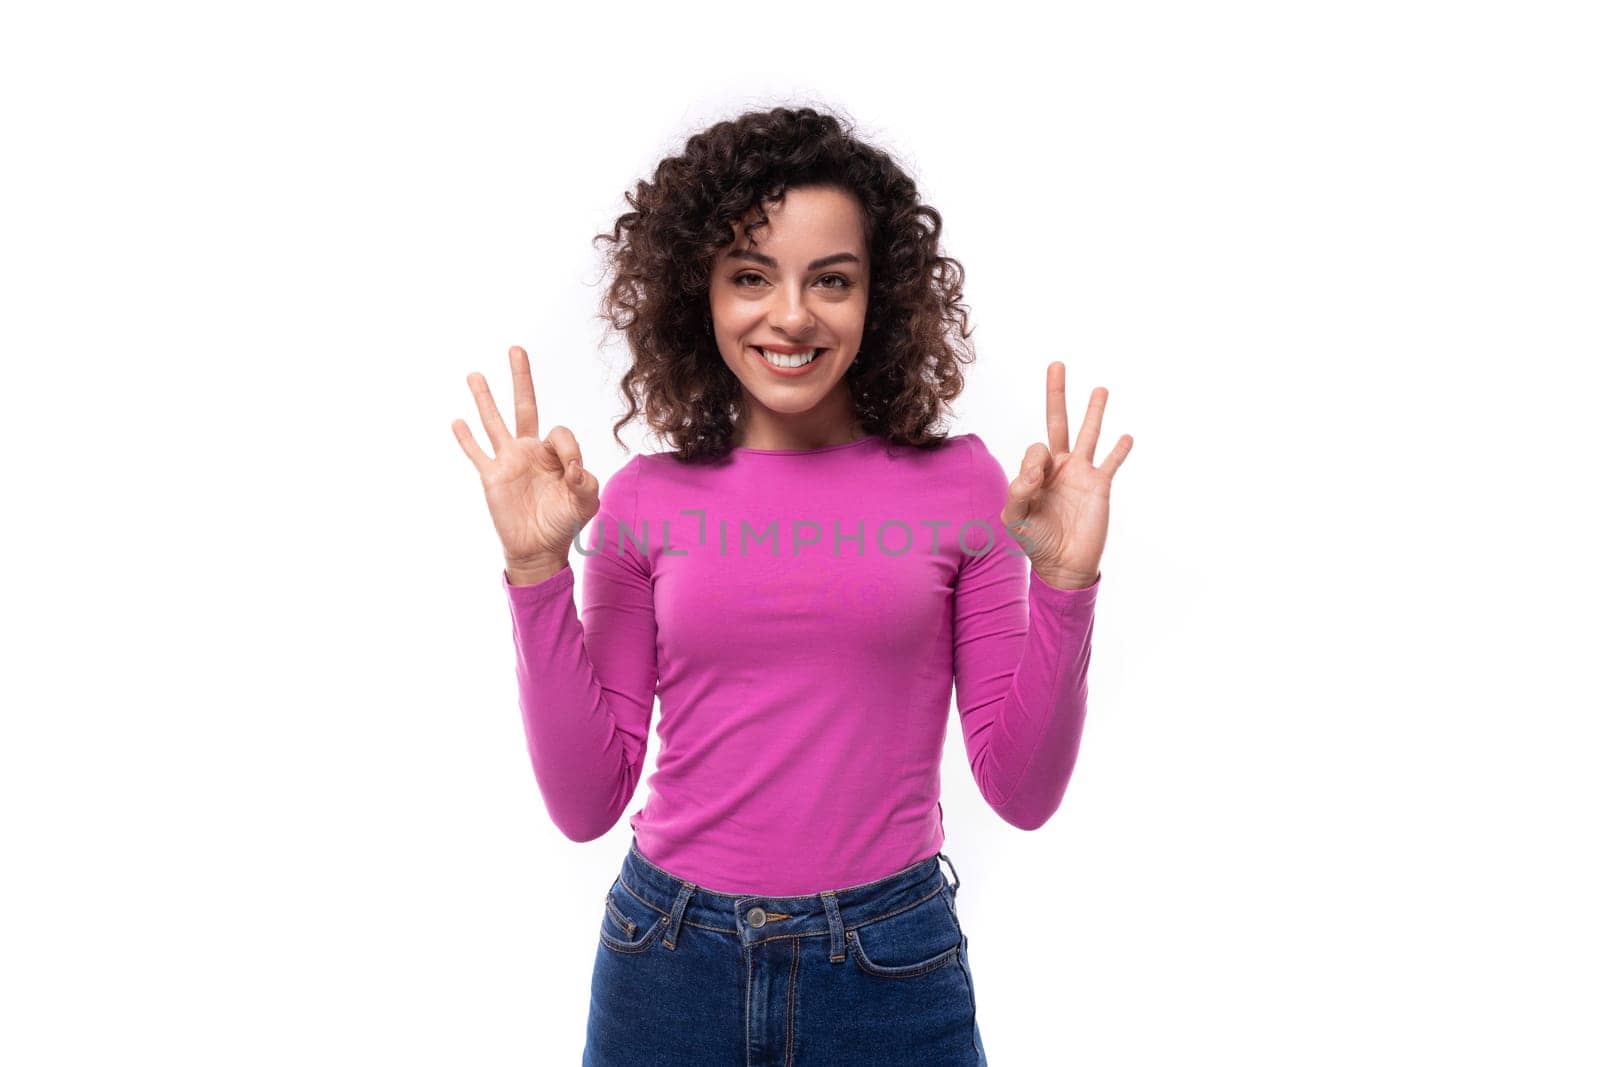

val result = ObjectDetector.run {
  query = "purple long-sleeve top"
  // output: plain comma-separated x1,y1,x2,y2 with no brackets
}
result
502,431,1099,896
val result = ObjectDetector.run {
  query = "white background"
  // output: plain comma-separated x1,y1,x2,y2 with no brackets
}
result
3,1,1596,1063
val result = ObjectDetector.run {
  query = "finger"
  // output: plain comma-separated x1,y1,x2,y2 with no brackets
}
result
468,372,514,455
544,425,586,485
1073,387,1108,464
1000,443,1053,527
998,485,1034,531
572,465,601,511
1099,434,1133,478
509,345,539,439
451,418,492,473
1019,441,1053,486
1045,362,1071,456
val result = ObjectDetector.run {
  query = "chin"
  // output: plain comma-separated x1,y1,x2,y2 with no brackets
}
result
748,391,832,415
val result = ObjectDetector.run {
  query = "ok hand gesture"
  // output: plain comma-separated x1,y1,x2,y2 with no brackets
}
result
451,346,600,582
999,362,1133,591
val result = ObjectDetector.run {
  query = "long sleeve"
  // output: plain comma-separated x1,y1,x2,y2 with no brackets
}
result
502,455,658,842
952,433,1100,831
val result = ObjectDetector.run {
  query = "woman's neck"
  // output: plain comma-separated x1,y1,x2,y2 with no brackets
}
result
730,408,865,452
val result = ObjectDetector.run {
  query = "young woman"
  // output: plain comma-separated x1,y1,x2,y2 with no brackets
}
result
452,106,1132,1066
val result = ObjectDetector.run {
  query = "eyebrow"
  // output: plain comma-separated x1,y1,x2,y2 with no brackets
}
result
728,249,861,271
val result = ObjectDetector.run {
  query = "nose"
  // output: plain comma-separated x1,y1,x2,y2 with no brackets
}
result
769,283,816,336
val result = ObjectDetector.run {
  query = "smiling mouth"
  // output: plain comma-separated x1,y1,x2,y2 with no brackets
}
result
754,346,827,368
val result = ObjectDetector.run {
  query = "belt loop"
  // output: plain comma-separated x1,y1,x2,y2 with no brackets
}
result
662,881,695,950
938,851,961,897
820,890,846,963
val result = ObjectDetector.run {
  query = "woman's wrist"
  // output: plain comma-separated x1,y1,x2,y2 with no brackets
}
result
505,551,570,586
1032,564,1098,591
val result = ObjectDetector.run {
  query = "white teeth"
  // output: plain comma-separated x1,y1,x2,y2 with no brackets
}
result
757,347,820,368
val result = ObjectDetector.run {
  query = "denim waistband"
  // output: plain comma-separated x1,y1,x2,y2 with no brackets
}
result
617,837,962,956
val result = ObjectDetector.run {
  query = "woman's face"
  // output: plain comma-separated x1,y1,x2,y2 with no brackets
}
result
708,184,870,443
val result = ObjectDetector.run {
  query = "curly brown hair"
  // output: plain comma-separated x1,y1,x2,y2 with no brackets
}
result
591,105,976,464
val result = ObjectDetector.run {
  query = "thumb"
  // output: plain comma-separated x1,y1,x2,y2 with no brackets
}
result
1000,444,1051,528
571,466,602,516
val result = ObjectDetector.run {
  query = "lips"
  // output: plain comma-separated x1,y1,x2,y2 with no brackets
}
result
753,346,827,369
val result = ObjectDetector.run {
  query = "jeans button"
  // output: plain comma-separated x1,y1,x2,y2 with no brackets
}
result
746,907,767,927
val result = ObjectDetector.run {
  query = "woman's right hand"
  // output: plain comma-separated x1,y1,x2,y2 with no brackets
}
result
451,345,601,581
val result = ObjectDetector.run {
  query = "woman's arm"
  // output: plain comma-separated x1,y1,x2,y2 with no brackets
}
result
503,455,658,841
951,433,1100,831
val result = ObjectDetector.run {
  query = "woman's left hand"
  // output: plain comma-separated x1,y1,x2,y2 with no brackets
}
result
999,362,1133,590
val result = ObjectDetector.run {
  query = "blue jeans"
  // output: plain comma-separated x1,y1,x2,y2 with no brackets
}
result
583,836,987,1066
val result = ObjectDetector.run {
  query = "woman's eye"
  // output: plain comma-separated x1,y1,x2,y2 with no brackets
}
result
732,272,852,290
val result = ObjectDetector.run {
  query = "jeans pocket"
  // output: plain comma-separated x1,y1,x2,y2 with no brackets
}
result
598,878,669,955
845,885,964,978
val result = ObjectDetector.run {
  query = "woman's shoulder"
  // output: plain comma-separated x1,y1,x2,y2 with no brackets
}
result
947,430,1003,476
951,430,996,457
883,432,1007,515
950,432,1013,513
876,430,984,465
